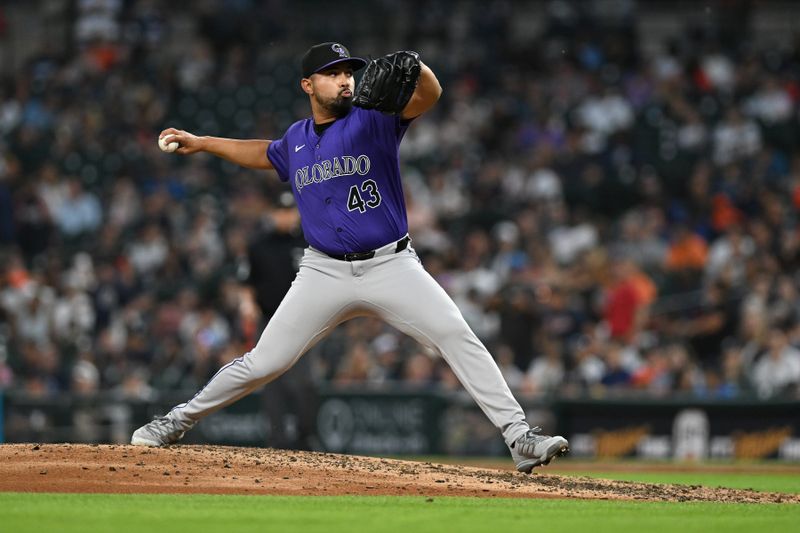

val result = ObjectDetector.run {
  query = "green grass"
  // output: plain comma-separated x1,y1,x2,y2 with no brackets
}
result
563,471,800,494
2,493,799,533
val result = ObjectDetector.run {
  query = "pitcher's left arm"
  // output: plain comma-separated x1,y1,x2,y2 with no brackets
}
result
401,62,443,120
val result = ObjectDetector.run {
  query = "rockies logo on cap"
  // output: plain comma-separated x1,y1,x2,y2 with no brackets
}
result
301,42,367,78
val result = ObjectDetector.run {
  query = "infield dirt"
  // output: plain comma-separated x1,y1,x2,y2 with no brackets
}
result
0,444,796,503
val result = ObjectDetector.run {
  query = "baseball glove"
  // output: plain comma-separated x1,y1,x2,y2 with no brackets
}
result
353,51,421,115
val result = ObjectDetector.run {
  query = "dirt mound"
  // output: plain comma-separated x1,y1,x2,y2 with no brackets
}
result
0,444,795,503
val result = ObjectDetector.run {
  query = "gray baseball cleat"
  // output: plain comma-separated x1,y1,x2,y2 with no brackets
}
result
130,415,195,446
509,426,569,473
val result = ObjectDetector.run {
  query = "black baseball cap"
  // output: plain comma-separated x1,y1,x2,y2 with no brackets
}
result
301,42,367,78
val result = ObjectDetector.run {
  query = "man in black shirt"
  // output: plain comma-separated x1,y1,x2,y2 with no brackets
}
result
247,192,314,449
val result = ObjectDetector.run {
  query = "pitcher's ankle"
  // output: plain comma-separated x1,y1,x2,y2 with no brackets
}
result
168,410,195,429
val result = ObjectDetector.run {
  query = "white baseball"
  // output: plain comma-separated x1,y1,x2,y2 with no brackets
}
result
158,135,179,153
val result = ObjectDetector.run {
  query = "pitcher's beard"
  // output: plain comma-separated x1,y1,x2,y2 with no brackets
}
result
318,94,353,118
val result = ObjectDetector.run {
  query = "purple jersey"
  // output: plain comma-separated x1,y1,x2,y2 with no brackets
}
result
266,107,412,255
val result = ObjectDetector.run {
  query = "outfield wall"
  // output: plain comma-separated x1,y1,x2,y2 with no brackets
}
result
1,389,798,461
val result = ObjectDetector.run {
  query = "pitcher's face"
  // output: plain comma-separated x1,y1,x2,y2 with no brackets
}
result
305,66,355,117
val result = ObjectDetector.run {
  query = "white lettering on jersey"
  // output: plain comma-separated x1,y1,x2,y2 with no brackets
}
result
295,155,372,191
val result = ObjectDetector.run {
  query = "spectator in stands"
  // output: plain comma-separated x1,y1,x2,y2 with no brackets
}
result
55,179,102,238
716,340,750,398
751,327,800,398
664,281,739,367
600,342,633,389
603,258,653,342
402,351,436,389
631,345,671,394
705,225,754,285
524,338,565,396
333,342,374,386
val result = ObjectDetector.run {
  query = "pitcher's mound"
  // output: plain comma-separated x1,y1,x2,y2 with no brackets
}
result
0,444,794,503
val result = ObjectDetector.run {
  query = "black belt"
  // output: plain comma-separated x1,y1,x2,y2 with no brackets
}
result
325,236,410,261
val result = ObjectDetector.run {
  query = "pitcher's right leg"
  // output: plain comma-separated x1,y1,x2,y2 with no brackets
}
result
131,250,356,446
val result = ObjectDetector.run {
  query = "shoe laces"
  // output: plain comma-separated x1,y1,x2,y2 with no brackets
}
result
513,426,546,452
522,426,546,440
148,416,181,436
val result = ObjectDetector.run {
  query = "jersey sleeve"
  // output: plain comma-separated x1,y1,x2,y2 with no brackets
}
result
266,136,290,182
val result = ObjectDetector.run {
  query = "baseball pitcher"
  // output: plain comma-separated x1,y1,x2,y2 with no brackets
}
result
132,42,568,472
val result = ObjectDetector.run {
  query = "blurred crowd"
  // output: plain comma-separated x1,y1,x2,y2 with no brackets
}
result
1,0,800,402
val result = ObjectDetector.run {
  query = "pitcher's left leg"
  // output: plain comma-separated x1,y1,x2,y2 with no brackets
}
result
360,253,529,446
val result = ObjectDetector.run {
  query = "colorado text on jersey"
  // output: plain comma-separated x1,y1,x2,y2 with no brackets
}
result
294,155,372,191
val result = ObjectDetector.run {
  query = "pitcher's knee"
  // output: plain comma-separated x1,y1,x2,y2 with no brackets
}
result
246,348,297,382
433,327,487,356
427,320,473,342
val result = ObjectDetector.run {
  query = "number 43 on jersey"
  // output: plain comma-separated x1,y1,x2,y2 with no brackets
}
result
347,179,382,213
